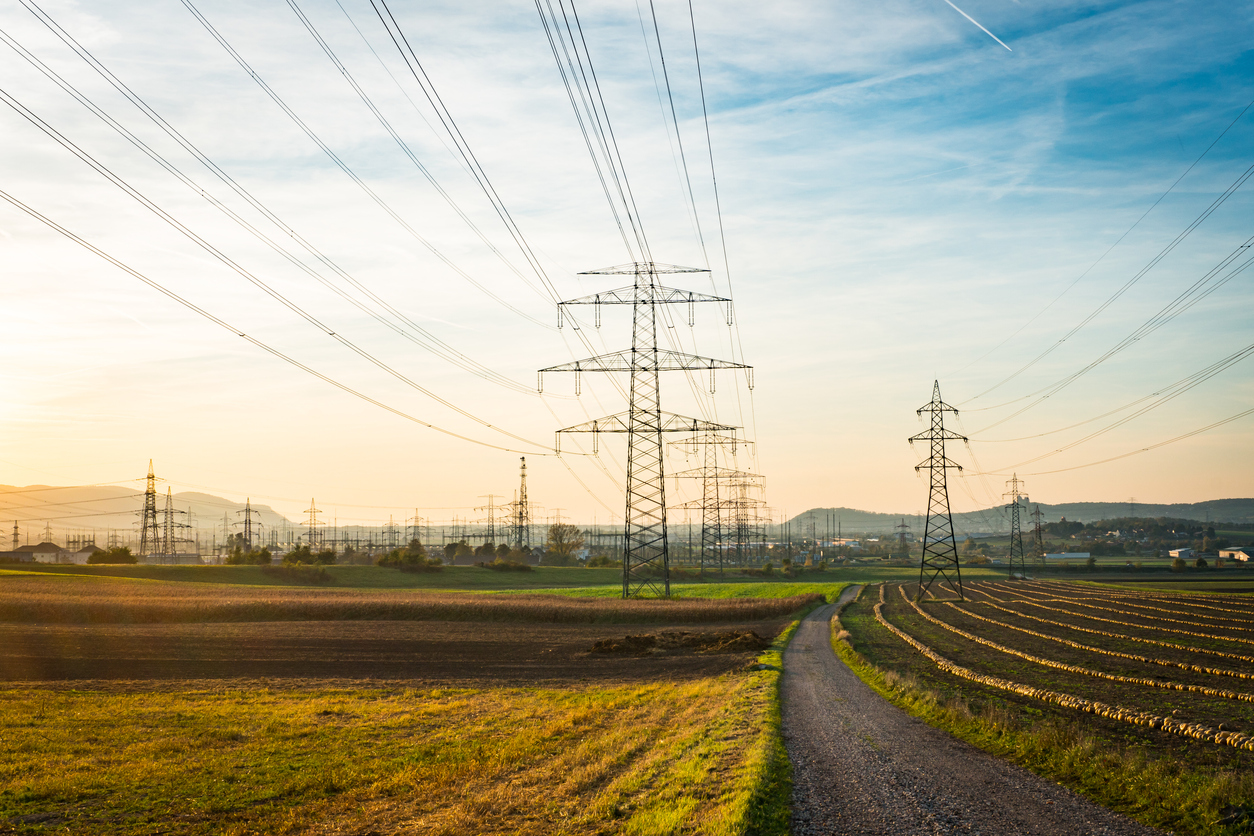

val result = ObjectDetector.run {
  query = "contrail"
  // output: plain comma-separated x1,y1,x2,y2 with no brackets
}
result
940,0,1013,51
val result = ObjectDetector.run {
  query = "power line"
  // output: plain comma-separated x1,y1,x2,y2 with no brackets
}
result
0,187,557,455
177,0,553,331
0,86,554,449
956,94,1254,388
964,159,1254,410
3,11,545,398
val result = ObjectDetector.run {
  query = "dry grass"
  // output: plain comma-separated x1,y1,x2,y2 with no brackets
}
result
0,676,781,835
0,573,823,625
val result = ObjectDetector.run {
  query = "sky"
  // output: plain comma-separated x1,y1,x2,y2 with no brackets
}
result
1,0,1252,532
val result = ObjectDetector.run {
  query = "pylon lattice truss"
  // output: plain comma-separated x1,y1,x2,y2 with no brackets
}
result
1005,474,1027,580
539,262,751,598
908,381,967,600
137,460,161,558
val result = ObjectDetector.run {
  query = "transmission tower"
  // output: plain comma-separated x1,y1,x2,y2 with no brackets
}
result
235,498,260,551
11,521,18,551
671,434,752,573
137,460,161,558
509,457,531,551
476,495,503,546
1031,504,1045,568
304,499,323,549
908,381,967,600
895,518,911,557
160,487,187,560
1005,474,1027,579
538,262,749,598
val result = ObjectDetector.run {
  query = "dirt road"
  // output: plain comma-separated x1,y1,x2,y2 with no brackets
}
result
782,589,1162,835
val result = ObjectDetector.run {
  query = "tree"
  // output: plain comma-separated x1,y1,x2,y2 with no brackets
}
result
496,543,512,559
87,546,136,564
545,523,585,558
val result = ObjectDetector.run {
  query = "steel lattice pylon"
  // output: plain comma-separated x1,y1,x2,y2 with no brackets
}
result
1031,504,1045,568
1005,474,1027,579
138,460,160,558
539,262,750,598
908,381,967,600
510,457,532,551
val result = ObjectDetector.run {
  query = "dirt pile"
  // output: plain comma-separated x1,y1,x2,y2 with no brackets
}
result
590,630,771,655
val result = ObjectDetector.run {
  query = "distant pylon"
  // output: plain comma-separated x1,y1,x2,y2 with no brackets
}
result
511,457,531,551
908,381,967,600
895,518,911,557
538,262,749,598
138,460,161,558
161,487,175,558
1031,504,1045,567
1006,474,1026,579
476,495,503,546
235,498,260,551
305,499,322,549
671,434,752,574
11,520,18,551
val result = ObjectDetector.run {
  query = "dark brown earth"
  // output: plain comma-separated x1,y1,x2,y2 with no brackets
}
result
0,618,789,686
590,629,772,655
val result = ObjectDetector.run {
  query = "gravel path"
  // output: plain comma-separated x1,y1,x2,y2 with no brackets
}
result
782,587,1163,835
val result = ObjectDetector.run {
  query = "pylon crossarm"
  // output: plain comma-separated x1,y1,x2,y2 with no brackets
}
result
558,285,729,306
909,427,968,443
578,261,708,275
914,456,965,471
557,412,737,436
540,349,749,374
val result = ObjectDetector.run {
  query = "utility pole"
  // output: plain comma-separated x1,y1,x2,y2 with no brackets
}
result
539,262,749,598
1005,474,1026,580
908,381,967,600
138,460,160,559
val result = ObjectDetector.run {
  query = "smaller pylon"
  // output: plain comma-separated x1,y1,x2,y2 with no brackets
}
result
895,518,911,558
1005,474,1026,579
11,520,18,551
1031,504,1045,568
235,499,260,551
305,499,323,549
908,381,967,600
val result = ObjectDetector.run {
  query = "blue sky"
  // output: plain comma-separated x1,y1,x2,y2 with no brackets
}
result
0,0,1251,529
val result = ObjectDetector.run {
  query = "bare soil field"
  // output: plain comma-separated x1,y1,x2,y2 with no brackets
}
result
0,618,792,686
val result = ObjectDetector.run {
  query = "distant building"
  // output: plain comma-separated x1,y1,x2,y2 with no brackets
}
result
16,542,70,563
1219,547,1253,562
1044,552,1091,561
1169,548,1194,560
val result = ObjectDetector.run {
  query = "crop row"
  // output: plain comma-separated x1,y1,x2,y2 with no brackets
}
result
1020,581,1254,627
897,585,1254,706
872,584,1254,751
983,582,1254,648
949,597,1254,683
964,584,1254,668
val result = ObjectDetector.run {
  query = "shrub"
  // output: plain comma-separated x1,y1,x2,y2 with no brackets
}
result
1195,556,1209,569
1171,557,1186,572
1086,556,1096,570
585,554,620,568
87,547,136,565
479,558,532,572
225,547,271,565
540,551,577,567
377,544,442,573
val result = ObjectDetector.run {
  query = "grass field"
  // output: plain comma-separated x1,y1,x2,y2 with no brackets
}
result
837,580,1254,834
0,674,784,835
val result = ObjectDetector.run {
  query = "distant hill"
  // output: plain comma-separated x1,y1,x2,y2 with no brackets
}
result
790,499,1254,537
0,484,292,544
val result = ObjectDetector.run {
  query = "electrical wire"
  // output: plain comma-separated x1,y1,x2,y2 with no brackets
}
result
177,0,553,331
3,12,547,398
0,187,557,455
956,95,1254,390
965,159,1254,410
